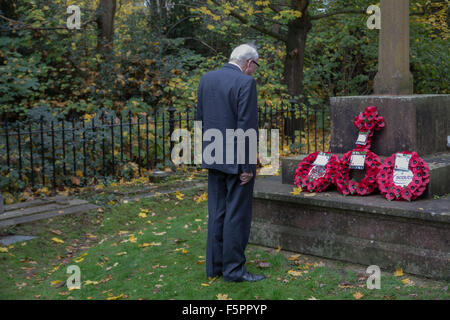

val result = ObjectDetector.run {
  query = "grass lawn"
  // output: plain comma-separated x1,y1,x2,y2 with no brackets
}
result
0,183,449,300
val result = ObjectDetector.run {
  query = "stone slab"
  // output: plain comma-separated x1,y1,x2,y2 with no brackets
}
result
250,176,450,280
0,199,88,221
281,152,450,198
330,95,450,156
0,203,98,228
0,235,37,246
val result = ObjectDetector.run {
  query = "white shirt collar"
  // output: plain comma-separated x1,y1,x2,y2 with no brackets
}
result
229,61,243,72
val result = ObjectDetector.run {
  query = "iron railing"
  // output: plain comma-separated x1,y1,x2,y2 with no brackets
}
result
0,99,330,190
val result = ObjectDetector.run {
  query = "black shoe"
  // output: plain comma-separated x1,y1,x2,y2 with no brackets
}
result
225,271,265,282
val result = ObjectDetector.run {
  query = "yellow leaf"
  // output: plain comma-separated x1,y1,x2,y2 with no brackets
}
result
0,247,9,253
84,280,99,286
353,292,364,300
290,187,302,195
139,242,161,248
401,278,411,285
201,283,210,287
51,237,64,244
217,293,232,300
288,254,301,261
175,191,184,201
51,280,62,286
394,268,404,277
195,193,208,204
116,252,127,256
276,245,282,252
288,269,306,277
107,293,124,300
138,212,147,218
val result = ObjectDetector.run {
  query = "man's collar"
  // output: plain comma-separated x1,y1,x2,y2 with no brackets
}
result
228,61,243,72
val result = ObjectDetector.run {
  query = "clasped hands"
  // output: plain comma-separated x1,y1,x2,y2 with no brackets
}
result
239,172,254,185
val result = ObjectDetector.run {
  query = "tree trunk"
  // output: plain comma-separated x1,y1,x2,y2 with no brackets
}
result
0,0,17,20
96,0,116,55
284,14,311,99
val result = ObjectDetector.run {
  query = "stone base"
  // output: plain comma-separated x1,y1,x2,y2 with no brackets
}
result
281,152,450,198
330,95,450,156
250,176,450,280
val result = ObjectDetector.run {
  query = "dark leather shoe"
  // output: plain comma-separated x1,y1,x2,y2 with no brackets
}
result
225,271,265,282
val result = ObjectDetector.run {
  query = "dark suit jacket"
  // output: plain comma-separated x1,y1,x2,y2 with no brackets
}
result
196,63,258,175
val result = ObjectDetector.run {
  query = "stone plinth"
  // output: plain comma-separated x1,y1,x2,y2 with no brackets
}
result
281,152,450,198
330,95,450,157
250,176,450,280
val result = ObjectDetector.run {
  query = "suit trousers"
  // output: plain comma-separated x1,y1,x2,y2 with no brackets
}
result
206,169,255,281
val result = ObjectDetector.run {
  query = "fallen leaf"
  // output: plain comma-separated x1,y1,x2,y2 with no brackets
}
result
116,252,127,256
0,247,9,253
152,231,167,236
394,268,404,277
290,187,302,195
276,245,282,253
50,229,62,235
353,292,364,300
288,269,306,277
217,293,232,300
139,242,161,248
51,237,64,244
308,296,318,300
288,254,301,261
194,193,208,204
107,293,124,300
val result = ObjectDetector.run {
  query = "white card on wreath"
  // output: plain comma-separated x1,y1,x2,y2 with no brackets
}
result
349,151,366,170
312,152,331,167
356,132,369,145
394,153,411,171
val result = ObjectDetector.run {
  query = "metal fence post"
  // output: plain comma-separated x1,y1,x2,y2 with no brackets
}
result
168,105,176,153
290,97,297,145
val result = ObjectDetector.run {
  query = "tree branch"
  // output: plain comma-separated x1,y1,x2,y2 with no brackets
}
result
310,8,365,21
210,0,287,42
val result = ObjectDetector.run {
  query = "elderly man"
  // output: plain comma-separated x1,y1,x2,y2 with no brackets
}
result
196,43,265,282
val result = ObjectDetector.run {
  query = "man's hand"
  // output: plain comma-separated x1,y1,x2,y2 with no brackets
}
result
240,172,254,185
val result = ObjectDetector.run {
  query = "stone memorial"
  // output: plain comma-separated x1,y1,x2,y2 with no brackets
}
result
249,0,450,280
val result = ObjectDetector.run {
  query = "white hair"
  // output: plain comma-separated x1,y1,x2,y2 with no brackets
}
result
229,44,259,65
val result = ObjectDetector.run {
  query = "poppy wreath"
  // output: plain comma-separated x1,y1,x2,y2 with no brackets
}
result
353,106,385,150
335,149,381,196
294,151,339,192
377,151,429,201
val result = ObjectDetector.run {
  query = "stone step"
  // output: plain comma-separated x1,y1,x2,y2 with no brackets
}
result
250,175,450,280
0,199,88,221
0,202,98,228
281,152,450,198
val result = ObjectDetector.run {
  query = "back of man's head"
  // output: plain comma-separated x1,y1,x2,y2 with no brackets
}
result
229,44,259,66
